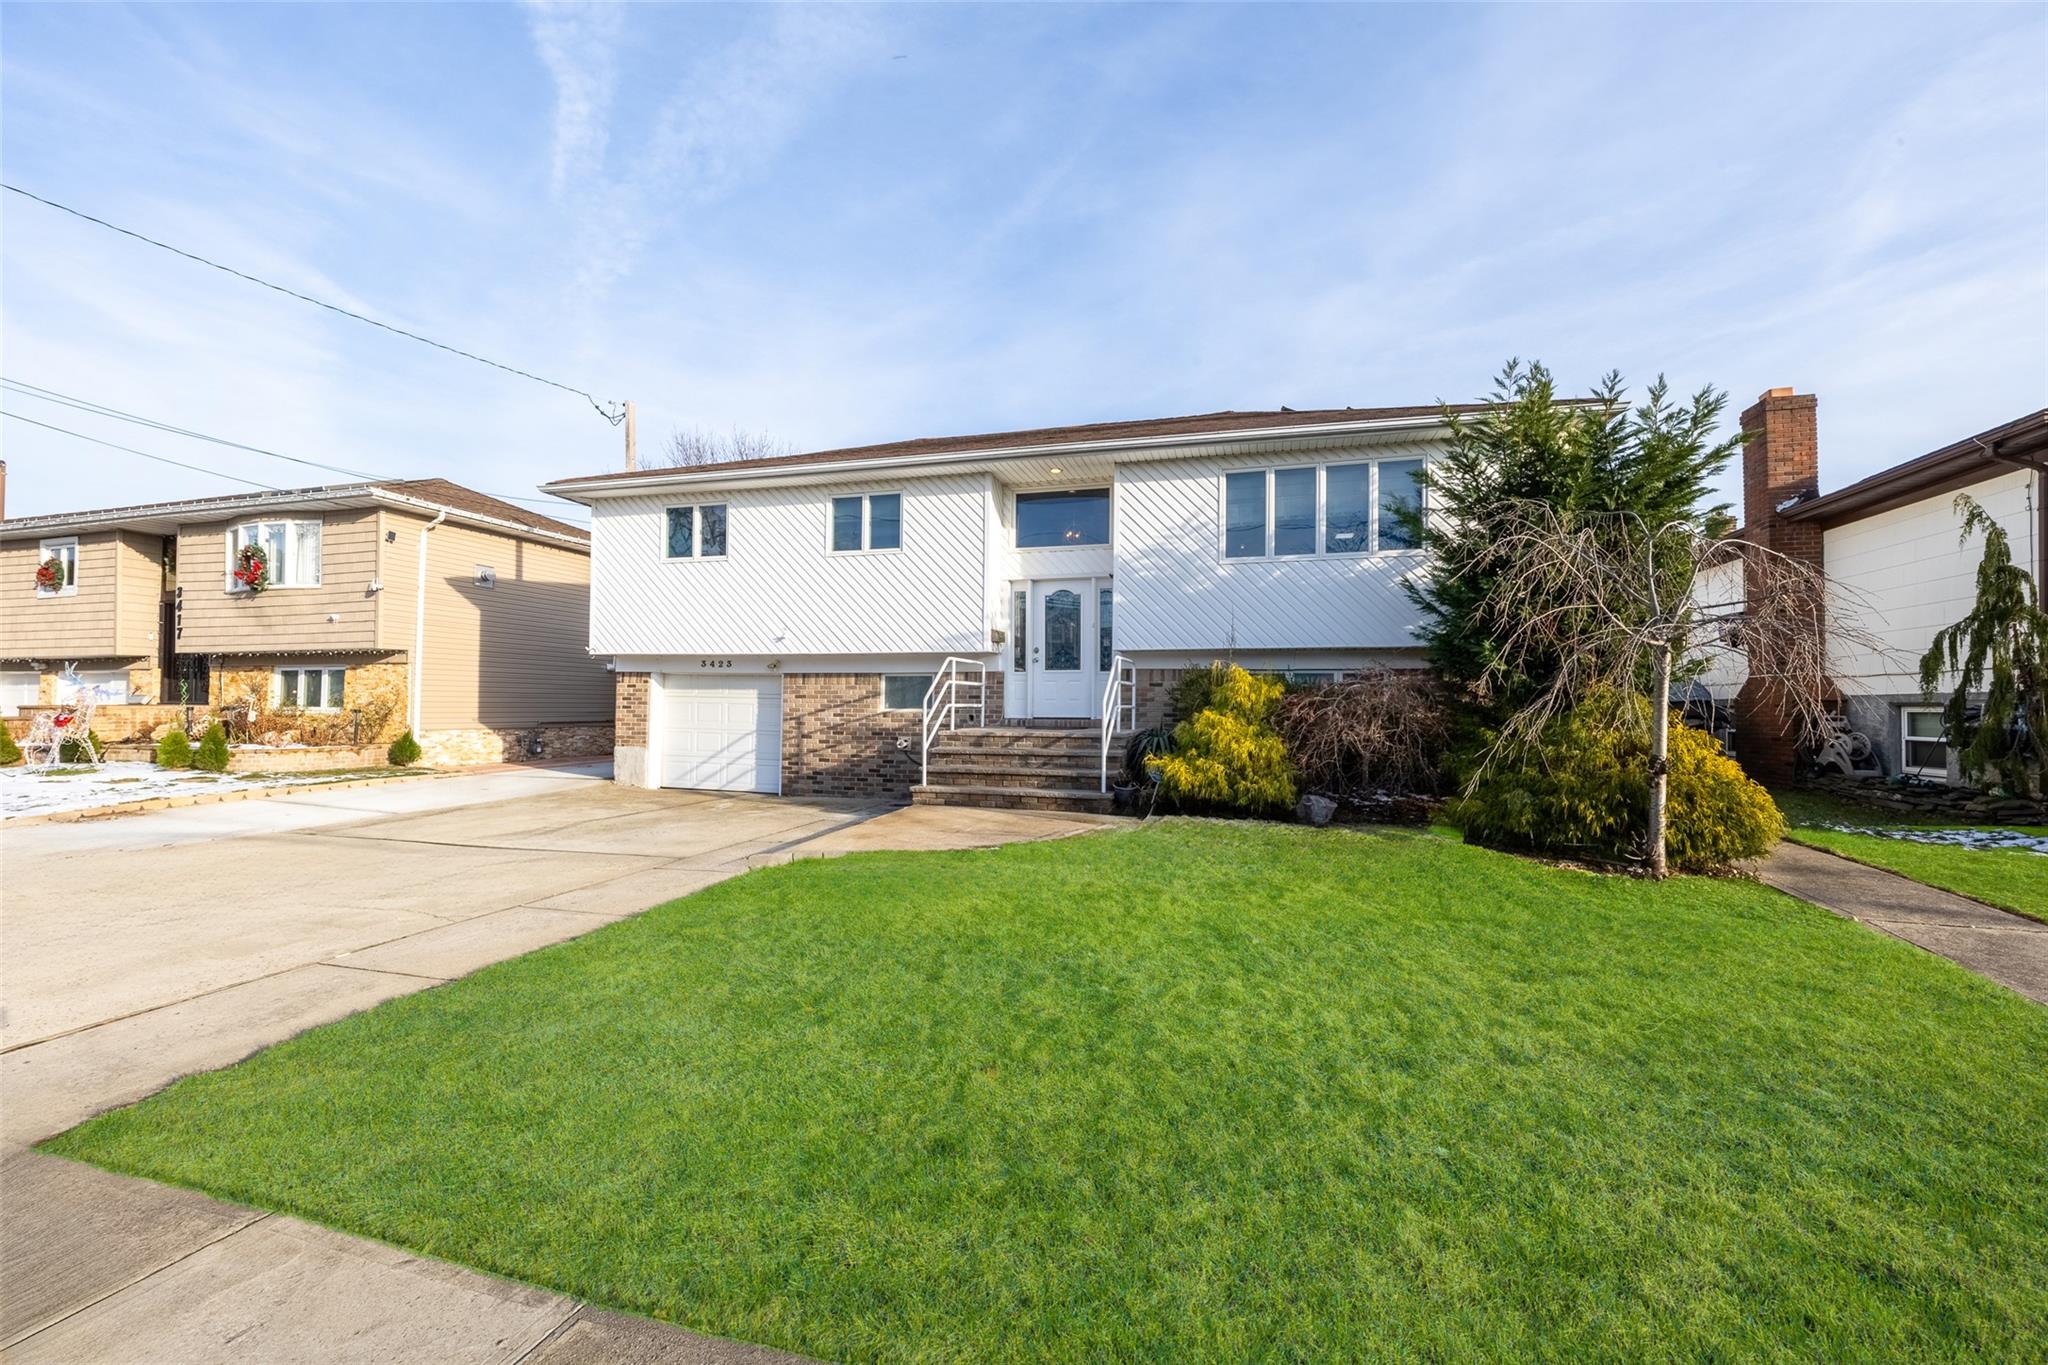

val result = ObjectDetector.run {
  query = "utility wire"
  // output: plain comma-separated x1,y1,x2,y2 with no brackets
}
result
1,411,280,490
2,183,626,426
2,379,384,480
0,378,589,519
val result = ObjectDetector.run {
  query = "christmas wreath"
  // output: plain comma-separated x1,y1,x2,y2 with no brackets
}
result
35,557,65,592
233,543,270,594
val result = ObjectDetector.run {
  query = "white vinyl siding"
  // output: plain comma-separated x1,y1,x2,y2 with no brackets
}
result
1114,441,1438,653
659,674,782,792
1825,469,2038,694
589,474,992,657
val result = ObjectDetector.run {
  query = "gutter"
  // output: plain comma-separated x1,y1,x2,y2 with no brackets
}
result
0,484,588,550
540,412,1459,503
408,508,447,736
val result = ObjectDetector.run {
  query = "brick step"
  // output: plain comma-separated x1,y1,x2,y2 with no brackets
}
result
931,730,1103,753
926,762,1105,791
910,783,1119,815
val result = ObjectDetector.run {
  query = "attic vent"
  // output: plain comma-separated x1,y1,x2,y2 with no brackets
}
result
474,565,497,588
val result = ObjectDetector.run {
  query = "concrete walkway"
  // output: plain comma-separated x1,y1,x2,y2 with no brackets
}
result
1761,842,2048,1004
1,773,1120,1362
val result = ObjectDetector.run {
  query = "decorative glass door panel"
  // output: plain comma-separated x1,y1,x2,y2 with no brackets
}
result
1027,579,1096,717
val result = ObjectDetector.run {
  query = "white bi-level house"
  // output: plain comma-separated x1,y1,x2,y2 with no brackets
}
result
544,406,1461,807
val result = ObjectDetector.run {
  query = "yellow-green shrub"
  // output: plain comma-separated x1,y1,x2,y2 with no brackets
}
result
1663,721,1784,869
1451,694,1781,872
1148,666,1296,815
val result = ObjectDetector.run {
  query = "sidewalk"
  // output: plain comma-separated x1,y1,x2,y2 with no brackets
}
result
1760,842,2048,1004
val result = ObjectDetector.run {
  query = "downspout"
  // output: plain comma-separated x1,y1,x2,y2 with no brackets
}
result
408,509,448,736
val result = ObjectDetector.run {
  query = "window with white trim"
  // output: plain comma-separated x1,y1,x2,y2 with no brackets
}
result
229,519,322,589
1901,707,1949,778
1221,458,1427,560
665,505,728,559
830,493,902,552
881,674,934,710
37,538,78,596
276,666,347,712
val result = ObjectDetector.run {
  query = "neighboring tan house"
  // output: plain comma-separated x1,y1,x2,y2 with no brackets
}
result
544,406,1466,808
1725,392,2048,785
0,479,614,764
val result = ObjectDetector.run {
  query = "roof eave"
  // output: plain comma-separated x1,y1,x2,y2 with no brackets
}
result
542,412,1458,503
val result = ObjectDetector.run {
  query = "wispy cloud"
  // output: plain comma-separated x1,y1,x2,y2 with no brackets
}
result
525,0,625,198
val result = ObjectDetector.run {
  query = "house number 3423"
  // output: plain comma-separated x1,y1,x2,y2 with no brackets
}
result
698,659,734,669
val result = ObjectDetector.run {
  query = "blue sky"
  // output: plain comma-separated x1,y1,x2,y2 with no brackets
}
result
3,2,2042,524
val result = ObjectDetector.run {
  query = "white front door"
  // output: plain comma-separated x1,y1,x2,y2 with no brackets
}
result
1028,579,1095,718
659,675,783,793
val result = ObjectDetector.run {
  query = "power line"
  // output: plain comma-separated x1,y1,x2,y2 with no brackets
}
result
1,379,384,480
1,411,279,490
2,183,626,427
0,378,589,519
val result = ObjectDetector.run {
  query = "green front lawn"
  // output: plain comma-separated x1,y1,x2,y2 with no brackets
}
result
46,822,2048,1361
1776,789,2048,922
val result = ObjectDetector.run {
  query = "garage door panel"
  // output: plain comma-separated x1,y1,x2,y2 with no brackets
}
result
659,676,781,793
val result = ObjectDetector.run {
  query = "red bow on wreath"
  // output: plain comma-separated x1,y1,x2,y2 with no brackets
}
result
34,558,64,591
233,544,270,594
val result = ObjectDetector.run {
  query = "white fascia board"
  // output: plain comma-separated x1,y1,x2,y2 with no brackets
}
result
609,651,1000,676
542,414,1455,504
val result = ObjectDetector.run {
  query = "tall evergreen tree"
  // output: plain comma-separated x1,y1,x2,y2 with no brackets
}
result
1401,361,1738,710
1919,495,2047,796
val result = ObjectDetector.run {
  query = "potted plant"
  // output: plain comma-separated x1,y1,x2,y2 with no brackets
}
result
1117,725,1174,812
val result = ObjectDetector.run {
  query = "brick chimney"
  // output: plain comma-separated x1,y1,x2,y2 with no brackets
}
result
1733,388,1821,783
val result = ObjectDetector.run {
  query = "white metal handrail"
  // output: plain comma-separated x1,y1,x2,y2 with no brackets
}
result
1099,654,1137,791
921,656,987,785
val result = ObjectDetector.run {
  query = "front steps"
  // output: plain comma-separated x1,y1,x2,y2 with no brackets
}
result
912,727,1123,814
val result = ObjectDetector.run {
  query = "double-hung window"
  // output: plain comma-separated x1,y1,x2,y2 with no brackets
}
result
1901,708,1949,778
1222,458,1426,559
37,538,78,597
229,519,321,589
830,493,902,552
666,504,728,559
276,666,346,711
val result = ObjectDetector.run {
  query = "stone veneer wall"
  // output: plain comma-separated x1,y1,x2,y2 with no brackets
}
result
418,722,616,767
613,671,650,786
781,672,923,800
211,656,411,743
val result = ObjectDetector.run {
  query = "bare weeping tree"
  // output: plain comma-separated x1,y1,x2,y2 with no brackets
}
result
660,426,792,468
1464,501,1887,877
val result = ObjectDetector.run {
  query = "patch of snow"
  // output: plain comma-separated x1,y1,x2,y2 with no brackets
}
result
1819,823,2048,856
0,763,339,819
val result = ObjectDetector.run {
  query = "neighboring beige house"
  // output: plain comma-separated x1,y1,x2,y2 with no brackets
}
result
0,479,613,764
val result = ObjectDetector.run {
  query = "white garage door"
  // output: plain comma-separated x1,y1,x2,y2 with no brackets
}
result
660,675,782,793
1,670,39,717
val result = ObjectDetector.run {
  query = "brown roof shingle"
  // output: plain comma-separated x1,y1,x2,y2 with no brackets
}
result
548,404,1484,488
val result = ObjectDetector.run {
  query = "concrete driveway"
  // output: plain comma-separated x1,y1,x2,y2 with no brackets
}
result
0,766,1117,1362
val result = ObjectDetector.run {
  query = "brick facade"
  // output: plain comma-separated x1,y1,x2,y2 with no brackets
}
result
1133,667,1191,732
418,722,615,766
614,671,650,746
1734,390,1823,783
781,672,924,799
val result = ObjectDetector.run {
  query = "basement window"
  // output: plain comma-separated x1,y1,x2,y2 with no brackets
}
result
1901,708,1949,779
882,674,935,710
276,667,347,712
